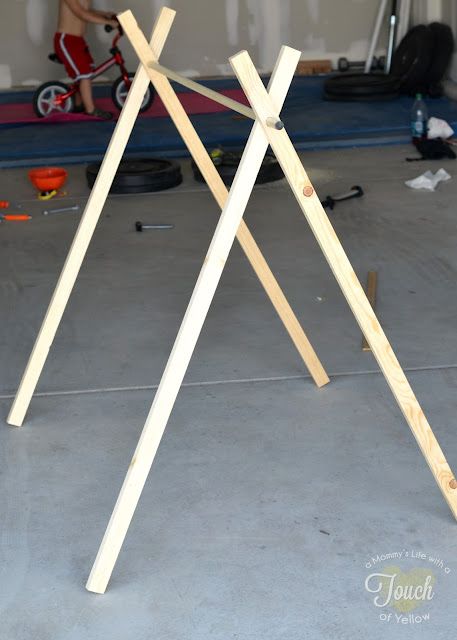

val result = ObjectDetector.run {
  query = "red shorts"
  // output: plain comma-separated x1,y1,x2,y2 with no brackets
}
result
54,33,94,80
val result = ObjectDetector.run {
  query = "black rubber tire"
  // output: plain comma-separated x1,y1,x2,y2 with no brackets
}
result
111,73,155,113
191,152,283,186
323,73,400,100
86,158,182,194
33,81,74,117
390,25,434,94
426,23,455,97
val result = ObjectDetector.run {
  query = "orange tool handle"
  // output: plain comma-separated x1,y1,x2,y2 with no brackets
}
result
1,214,31,221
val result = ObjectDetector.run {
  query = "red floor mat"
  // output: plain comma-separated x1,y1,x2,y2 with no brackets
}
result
0,89,249,124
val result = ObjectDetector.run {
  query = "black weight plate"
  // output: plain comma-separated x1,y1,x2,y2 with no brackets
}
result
426,23,454,96
390,25,434,93
191,153,283,186
324,73,400,97
86,158,182,193
324,90,400,102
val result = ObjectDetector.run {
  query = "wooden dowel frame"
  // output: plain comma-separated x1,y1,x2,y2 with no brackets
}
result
6,8,328,430
87,20,457,594
8,6,456,596
362,271,377,351
117,10,328,388
229,48,457,520
148,60,255,119
86,42,301,595
7,8,176,428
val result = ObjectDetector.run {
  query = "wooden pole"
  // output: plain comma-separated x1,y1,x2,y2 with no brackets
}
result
117,11,329,388
362,271,377,351
230,49,457,520
148,60,255,119
6,8,177,427
86,45,300,594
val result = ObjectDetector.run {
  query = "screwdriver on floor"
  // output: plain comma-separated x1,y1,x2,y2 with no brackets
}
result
0,213,31,221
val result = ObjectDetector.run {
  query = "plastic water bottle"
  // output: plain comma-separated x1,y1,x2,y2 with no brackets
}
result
411,93,428,141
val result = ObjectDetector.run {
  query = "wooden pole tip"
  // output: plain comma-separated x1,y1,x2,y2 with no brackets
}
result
266,116,284,130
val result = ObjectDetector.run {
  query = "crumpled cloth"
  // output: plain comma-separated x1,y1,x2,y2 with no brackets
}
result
405,168,451,191
428,117,454,140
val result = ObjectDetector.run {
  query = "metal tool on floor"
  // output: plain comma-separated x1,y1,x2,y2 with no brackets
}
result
321,185,364,210
0,200,22,209
135,220,174,232
0,213,31,222
42,204,80,216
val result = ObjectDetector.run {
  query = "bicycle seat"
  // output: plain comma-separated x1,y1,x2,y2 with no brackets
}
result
48,52,63,64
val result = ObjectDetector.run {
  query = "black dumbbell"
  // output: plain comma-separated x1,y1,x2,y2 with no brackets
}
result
337,57,378,72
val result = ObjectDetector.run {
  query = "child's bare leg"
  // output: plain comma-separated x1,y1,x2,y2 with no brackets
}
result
79,78,95,114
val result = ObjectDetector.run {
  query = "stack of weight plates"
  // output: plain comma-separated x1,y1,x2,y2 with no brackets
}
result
324,23,454,101
86,158,182,194
191,150,283,186
324,73,400,101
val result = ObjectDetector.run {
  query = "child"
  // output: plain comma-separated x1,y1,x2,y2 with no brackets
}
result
55,0,118,120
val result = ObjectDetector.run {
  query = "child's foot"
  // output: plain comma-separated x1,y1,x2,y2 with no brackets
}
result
85,107,113,121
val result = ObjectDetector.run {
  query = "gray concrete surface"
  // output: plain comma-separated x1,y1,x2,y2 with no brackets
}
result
1,146,457,638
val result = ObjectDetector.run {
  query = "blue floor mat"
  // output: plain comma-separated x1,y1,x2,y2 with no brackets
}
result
2,76,457,167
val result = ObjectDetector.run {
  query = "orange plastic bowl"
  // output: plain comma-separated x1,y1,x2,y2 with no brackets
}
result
28,167,68,192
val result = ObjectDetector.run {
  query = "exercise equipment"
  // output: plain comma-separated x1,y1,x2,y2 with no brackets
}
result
338,57,379,72
365,0,409,73
321,185,364,210
86,158,182,193
325,20,454,101
324,73,400,101
8,8,457,597
191,149,283,186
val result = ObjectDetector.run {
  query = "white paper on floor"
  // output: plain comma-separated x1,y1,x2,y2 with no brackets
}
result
428,117,454,139
405,168,452,191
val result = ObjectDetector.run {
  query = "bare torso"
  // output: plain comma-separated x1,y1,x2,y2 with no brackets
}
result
57,0,90,36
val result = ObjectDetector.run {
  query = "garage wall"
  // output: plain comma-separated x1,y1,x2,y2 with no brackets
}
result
0,0,447,89
0,0,393,89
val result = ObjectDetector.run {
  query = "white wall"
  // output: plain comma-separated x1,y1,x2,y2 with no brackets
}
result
0,0,446,89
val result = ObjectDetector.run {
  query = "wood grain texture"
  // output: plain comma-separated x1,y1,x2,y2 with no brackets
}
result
86,44,301,595
362,271,377,351
230,49,457,520
6,8,177,428
116,11,329,388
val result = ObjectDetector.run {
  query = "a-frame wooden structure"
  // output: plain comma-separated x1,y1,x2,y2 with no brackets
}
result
6,8,457,593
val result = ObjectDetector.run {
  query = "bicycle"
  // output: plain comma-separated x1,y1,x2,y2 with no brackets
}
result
33,24,155,118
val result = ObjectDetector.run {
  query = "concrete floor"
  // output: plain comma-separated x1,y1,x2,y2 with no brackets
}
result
1,146,457,638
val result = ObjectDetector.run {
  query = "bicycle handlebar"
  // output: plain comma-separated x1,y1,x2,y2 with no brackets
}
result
104,19,122,35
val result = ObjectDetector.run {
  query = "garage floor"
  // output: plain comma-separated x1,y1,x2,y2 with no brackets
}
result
1,146,457,638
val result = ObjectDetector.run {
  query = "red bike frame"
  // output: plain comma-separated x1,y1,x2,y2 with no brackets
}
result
53,28,130,109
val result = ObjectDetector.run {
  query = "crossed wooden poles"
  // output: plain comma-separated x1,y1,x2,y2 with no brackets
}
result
6,7,457,593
